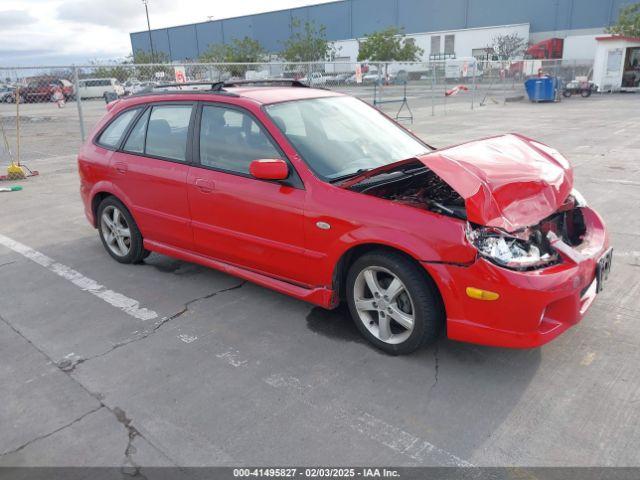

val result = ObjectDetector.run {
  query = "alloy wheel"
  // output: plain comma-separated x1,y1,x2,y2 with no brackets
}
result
100,205,132,257
353,266,415,344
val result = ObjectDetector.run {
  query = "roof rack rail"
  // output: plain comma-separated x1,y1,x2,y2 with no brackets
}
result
221,79,309,88
151,81,225,91
130,78,312,99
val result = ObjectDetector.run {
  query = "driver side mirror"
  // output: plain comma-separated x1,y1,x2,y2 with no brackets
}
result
249,159,289,181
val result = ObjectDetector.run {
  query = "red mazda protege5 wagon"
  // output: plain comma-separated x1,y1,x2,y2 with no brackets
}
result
78,80,612,354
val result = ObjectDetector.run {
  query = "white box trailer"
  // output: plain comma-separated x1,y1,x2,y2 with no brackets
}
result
445,57,481,80
592,35,640,92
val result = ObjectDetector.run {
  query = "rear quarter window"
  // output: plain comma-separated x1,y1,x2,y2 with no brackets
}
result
96,108,140,149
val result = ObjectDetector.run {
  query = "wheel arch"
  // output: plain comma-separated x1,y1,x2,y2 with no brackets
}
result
91,192,112,226
331,242,445,314
89,182,134,228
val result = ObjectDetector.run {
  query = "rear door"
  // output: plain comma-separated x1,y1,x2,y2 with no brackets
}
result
108,102,195,250
187,102,309,284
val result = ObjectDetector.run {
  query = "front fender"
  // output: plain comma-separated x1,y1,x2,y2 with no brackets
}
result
334,225,443,262
314,223,476,289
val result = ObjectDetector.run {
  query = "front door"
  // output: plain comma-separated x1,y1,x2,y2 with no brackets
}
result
187,103,308,284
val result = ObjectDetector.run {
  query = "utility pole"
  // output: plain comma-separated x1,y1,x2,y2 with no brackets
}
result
142,0,155,63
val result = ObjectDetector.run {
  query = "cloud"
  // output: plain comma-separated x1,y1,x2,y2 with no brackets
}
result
0,9,37,28
1,0,338,65
56,0,174,30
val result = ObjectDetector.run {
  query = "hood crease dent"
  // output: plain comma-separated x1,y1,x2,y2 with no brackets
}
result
418,133,573,232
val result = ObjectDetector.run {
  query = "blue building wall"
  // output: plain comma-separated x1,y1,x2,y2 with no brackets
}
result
130,0,635,61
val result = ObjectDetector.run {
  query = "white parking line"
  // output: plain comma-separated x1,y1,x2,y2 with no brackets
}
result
0,233,158,321
262,372,473,466
349,412,474,466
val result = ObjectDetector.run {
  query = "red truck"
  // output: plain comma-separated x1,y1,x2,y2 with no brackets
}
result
509,38,564,78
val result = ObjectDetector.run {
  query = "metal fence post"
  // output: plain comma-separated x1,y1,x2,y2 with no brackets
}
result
471,61,477,110
431,61,435,117
16,86,20,164
73,66,86,142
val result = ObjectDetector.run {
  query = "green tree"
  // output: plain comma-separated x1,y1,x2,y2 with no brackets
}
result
357,27,424,77
281,18,337,62
86,51,172,83
199,37,265,77
131,50,170,64
88,61,133,82
127,50,172,82
606,2,640,37
357,27,423,62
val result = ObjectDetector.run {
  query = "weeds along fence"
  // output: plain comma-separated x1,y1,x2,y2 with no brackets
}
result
0,59,594,168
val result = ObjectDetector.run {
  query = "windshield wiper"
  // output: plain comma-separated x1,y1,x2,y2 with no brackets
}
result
329,168,372,183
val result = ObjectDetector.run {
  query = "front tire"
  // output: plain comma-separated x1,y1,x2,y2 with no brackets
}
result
346,250,443,355
97,197,147,264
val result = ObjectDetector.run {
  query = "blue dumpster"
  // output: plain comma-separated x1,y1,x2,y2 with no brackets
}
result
524,77,559,102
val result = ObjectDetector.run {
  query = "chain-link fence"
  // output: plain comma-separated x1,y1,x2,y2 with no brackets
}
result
0,59,595,169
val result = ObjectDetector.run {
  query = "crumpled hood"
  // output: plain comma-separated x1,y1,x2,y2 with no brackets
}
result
418,134,573,232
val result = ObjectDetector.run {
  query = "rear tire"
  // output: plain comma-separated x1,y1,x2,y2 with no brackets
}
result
97,197,147,264
345,250,443,355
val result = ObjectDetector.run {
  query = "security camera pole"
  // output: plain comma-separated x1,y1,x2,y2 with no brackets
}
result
142,0,155,63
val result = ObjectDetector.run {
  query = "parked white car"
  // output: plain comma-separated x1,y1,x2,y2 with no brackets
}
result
77,78,124,99
0,85,18,103
124,81,156,95
300,72,327,86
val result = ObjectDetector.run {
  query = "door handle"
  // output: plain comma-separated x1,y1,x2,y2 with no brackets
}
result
114,162,128,174
195,178,215,193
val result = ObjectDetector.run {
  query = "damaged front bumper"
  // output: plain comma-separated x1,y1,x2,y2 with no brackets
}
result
423,207,610,348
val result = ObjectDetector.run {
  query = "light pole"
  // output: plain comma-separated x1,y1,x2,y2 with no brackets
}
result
142,0,155,63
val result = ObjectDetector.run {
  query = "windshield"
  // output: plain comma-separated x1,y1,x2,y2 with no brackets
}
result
264,96,430,180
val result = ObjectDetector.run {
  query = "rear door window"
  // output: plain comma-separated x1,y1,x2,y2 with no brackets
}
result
97,108,140,149
144,105,193,162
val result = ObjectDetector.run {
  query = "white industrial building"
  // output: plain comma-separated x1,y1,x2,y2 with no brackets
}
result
331,23,532,63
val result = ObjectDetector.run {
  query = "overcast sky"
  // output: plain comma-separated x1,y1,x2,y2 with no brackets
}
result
0,0,337,66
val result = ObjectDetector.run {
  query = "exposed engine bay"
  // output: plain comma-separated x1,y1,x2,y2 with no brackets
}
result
348,163,467,220
349,163,587,271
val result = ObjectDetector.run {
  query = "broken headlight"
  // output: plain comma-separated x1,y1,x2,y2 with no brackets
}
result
570,188,587,207
467,226,559,270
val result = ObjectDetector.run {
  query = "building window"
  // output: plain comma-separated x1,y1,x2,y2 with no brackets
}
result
472,47,495,61
444,34,455,55
430,36,441,56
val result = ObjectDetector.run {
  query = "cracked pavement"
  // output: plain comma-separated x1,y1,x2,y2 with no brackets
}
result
1,95,639,467
56,281,247,373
